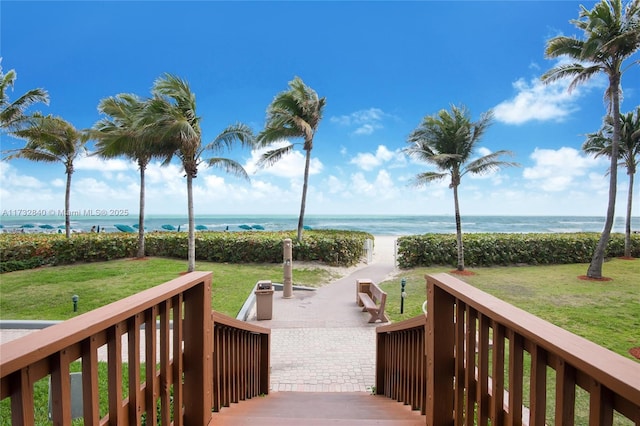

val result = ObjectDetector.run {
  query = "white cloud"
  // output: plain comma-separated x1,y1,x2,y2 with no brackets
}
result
350,145,405,171
325,175,347,195
494,62,606,125
523,147,602,191
330,107,389,135
0,162,45,190
51,178,65,188
494,77,579,124
244,141,323,179
75,152,135,172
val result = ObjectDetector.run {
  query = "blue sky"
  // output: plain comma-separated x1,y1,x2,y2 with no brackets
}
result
1,1,639,218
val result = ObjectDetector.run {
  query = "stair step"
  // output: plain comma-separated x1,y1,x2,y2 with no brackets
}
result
211,416,425,425
210,392,425,425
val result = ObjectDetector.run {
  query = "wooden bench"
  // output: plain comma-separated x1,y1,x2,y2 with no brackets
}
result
356,279,388,323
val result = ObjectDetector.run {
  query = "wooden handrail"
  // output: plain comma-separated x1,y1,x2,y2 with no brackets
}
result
0,272,272,425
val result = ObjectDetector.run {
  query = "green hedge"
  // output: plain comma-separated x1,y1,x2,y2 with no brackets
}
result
397,232,640,268
0,230,372,272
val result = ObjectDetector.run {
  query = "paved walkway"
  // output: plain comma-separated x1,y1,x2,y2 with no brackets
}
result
0,237,399,393
246,236,398,392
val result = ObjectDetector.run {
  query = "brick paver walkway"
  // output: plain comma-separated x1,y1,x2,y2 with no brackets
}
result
246,236,398,392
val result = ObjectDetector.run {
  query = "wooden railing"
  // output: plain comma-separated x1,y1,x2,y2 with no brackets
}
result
376,315,427,414
0,271,271,425
376,273,640,425
212,311,270,412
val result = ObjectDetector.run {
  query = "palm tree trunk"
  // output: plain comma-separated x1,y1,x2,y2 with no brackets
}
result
453,184,464,271
624,171,634,258
187,173,196,272
297,149,311,242
64,170,72,239
587,74,621,279
137,164,146,259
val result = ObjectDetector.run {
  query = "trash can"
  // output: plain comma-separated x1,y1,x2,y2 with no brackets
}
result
254,280,274,320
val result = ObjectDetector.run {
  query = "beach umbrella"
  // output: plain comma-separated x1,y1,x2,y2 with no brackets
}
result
195,224,208,231
114,224,135,233
21,224,35,228
39,224,55,229
304,225,312,230
161,224,176,231
252,224,265,230
238,224,252,230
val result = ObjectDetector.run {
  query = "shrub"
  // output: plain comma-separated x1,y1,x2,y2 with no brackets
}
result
0,230,372,272
397,232,640,268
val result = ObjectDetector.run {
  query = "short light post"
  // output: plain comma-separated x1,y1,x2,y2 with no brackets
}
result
400,278,406,314
72,294,79,312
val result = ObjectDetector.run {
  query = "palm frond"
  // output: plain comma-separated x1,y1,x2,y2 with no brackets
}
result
3,147,58,163
256,144,294,168
410,172,448,187
205,123,255,153
256,126,299,147
205,157,250,180
464,150,519,176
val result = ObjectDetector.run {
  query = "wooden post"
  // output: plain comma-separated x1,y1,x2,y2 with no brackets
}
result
182,273,213,425
426,274,455,426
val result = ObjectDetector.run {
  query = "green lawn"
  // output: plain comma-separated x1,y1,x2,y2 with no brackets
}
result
0,257,336,319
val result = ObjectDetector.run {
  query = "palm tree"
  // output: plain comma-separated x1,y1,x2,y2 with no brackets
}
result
256,76,326,241
541,0,640,278
147,73,254,272
93,93,161,258
0,64,49,132
3,114,88,238
404,105,518,272
583,107,640,258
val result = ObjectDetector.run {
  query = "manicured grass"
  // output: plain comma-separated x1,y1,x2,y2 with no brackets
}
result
0,257,336,319
380,258,640,361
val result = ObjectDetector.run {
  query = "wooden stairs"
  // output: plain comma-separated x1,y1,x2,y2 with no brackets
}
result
209,392,426,425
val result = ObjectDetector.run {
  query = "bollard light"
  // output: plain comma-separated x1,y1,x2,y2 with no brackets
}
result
72,294,79,312
400,278,406,314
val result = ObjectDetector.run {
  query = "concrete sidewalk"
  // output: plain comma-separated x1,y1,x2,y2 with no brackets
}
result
247,236,398,392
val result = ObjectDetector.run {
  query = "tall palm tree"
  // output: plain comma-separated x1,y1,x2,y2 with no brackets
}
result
93,93,161,258
404,105,518,271
3,114,87,238
0,64,49,132
147,73,254,272
583,107,640,258
542,0,640,278
256,76,326,241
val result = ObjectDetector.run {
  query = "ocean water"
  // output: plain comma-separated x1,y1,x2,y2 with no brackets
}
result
1,214,638,236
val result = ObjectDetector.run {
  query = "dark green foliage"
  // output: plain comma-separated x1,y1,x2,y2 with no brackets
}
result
0,230,371,272
0,257,45,273
397,233,640,268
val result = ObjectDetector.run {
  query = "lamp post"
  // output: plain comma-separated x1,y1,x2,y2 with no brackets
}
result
283,238,293,298
72,294,79,312
400,278,406,314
